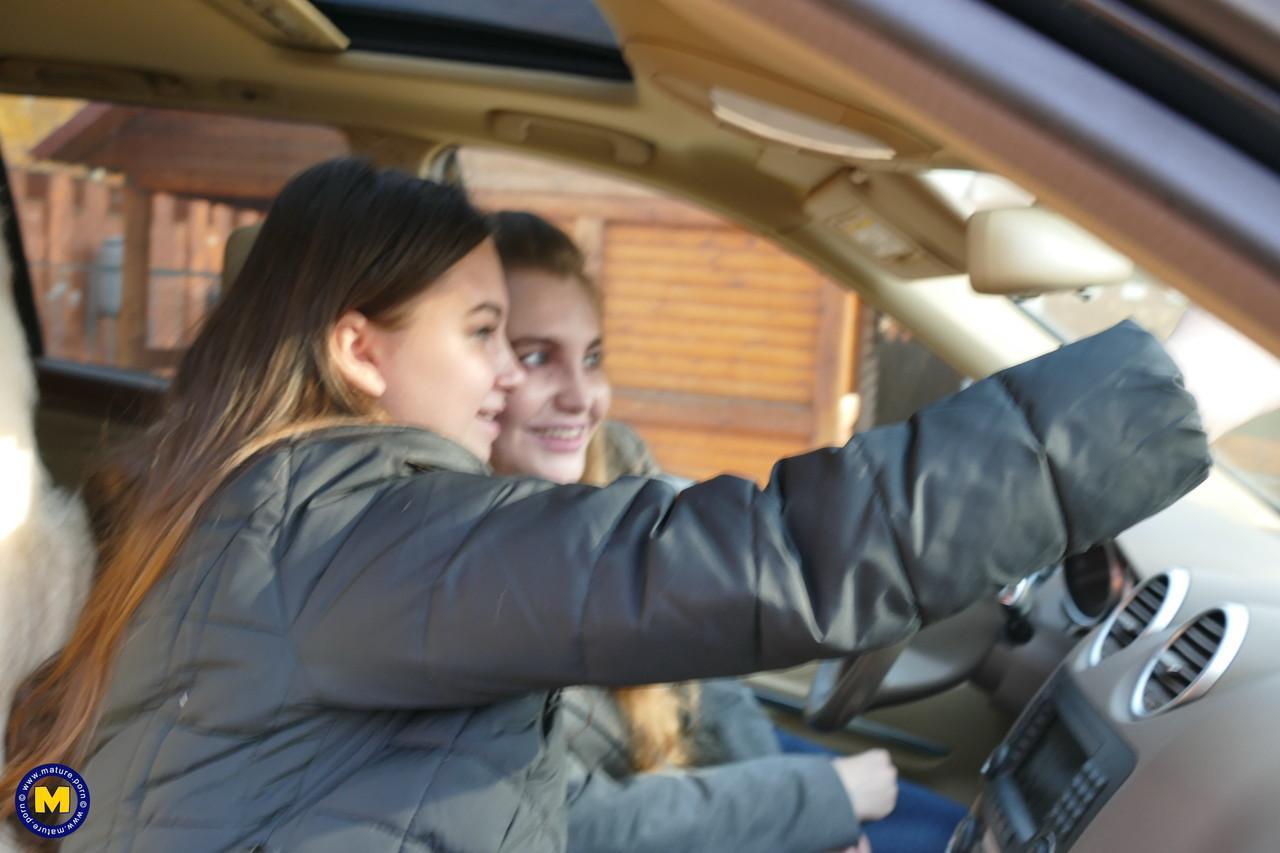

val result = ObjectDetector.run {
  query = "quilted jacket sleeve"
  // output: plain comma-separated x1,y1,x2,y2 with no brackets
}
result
292,321,1209,707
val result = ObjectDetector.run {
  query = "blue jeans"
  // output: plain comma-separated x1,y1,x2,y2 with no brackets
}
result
775,728,966,852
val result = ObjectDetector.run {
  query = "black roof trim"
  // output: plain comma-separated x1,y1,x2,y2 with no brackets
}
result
313,1,632,81
983,0,1280,175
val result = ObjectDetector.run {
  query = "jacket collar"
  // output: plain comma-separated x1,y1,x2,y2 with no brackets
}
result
293,424,492,476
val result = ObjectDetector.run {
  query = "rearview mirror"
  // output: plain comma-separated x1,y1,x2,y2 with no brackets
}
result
967,207,1133,296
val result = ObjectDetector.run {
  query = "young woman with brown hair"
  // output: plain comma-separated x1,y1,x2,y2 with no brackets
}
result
1,159,1208,853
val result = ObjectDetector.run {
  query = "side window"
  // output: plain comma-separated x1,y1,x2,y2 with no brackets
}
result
455,148,861,483
856,311,964,429
0,95,348,374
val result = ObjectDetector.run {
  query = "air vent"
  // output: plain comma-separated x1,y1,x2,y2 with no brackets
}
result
1132,604,1248,718
1089,568,1189,665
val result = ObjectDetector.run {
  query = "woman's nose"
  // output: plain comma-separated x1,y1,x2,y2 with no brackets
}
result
495,340,525,391
555,368,589,412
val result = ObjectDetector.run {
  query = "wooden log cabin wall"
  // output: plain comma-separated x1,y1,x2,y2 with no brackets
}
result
10,167,266,368
4,100,860,483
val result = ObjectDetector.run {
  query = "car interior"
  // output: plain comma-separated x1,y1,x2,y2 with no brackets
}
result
2,1,1279,851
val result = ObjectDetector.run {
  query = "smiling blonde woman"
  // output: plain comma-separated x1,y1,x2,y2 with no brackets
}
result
489,211,984,853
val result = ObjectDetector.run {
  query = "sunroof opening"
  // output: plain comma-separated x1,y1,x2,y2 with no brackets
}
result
312,0,631,80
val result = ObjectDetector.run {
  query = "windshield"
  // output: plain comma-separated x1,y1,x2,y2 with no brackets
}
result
923,169,1280,513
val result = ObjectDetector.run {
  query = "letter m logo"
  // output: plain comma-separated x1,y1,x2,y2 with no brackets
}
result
34,784,70,814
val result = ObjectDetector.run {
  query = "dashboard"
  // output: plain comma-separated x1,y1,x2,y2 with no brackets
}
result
950,490,1280,852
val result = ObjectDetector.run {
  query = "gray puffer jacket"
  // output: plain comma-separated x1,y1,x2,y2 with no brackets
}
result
562,680,858,853
65,322,1208,853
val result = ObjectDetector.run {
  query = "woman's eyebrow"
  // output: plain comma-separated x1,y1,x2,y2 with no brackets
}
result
509,336,557,348
468,302,504,318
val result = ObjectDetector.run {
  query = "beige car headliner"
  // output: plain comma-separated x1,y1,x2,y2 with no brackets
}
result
2,0,1277,367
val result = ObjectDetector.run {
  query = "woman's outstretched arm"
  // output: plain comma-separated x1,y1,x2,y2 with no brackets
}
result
292,321,1208,707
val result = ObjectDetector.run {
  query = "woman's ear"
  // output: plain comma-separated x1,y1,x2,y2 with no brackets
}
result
330,310,387,399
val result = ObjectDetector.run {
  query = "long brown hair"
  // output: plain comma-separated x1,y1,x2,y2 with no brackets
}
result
1,157,491,812
492,210,696,772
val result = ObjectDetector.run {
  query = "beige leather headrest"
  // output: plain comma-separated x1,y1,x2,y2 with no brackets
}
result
221,222,262,293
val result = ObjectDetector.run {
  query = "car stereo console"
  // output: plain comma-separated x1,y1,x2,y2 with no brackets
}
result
949,674,1136,852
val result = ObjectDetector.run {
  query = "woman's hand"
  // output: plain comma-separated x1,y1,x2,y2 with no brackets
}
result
833,748,899,822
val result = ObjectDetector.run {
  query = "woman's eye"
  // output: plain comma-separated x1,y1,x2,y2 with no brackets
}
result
585,351,604,369
519,350,548,368
473,325,497,341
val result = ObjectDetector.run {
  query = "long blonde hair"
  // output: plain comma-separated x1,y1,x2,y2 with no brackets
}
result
493,211,697,773
2,158,492,814
581,431,699,771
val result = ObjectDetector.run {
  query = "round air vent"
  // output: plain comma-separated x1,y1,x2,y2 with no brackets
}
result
1131,604,1248,718
1062,540,1128,627
1088,568,1189,665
